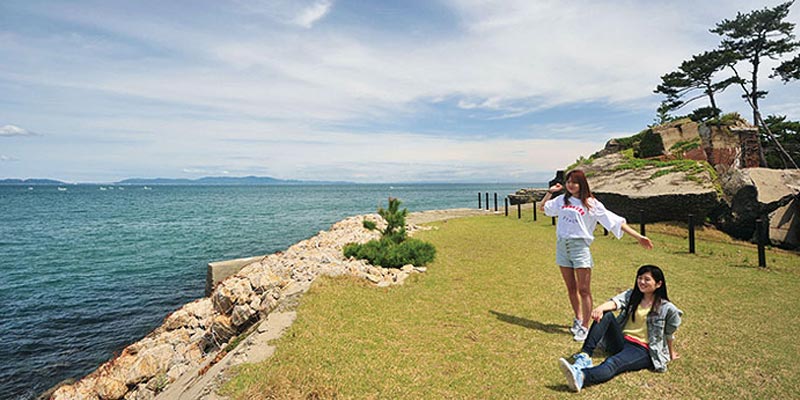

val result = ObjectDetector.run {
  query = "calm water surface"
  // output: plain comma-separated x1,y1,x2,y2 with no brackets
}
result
0,183,536,399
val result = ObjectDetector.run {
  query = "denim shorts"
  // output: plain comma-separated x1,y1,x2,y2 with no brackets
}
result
556,238,593,268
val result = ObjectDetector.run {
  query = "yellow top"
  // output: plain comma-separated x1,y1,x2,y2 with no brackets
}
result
622,306,650,345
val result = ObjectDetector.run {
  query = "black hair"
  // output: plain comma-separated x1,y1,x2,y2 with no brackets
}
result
626,264,669,322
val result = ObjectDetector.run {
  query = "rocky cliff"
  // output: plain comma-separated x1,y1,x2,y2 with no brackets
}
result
552,117,799,249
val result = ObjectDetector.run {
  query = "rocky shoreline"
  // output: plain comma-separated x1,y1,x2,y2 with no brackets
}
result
46,208,489,400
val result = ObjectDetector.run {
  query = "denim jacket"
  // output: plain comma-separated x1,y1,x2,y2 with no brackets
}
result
610,289,683,372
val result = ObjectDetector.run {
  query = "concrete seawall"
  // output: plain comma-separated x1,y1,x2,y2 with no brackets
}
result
206,255,266,296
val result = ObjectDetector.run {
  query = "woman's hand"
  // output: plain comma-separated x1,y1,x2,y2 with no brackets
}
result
638,236,653,250
548,183,563,193
590,307,605,322
670,351,681,361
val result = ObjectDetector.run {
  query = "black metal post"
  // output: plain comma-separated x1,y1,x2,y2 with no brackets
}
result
504,198,508,216
485,192,489,211
688,214,695,254
494,193,498,212
757,217,767,268
533,201,537,221
552,217,556,226
478,192,481,209
517,203,521,219
639,209,646,236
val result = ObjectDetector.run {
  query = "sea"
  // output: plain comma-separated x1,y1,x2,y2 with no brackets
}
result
0,183,537,399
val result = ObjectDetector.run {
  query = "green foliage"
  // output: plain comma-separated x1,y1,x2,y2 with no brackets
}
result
706,111,744,126
345,198,437,268
565,155,594,171
614,148,716,186
775,53,800,82
654,50,738,118
761,114,800,168
688,106,722,123
377,197,408,244
614,129,649,149
637,128,665,158
711,1,800,124
670,138,702,154
344,238,436,268
362,220,377,231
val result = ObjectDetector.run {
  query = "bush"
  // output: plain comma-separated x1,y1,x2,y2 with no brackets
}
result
636,129,665,158
344,198,437,268
344,238,436,268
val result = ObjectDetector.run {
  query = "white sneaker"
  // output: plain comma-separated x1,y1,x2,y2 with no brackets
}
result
569,318,582,335
573,325,588,342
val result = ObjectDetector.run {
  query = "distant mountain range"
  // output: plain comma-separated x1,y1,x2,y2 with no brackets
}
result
0,178,68,185
0,176,353,186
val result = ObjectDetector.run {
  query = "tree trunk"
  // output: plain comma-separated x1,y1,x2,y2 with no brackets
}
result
751,58,768,167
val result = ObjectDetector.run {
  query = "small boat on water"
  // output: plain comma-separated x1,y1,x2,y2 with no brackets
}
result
143,186,152,190
28,187,33,190
99,187,107,191
57,187,67,191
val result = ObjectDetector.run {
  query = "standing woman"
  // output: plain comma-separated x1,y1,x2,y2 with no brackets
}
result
540,169,653,341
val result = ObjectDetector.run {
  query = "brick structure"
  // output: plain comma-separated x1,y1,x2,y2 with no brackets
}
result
731,127,762,168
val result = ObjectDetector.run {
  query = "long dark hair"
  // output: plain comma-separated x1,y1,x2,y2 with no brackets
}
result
626,265,669,322
563,169,594,210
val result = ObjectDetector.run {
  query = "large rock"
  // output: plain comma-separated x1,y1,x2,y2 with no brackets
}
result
770,198,800,249
576,153,720,223
507,188,548,205
717,167,800,246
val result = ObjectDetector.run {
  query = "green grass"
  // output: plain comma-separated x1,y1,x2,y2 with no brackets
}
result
222,212,800,399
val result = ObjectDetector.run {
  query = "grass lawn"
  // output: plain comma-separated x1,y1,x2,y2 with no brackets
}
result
222,211,800,399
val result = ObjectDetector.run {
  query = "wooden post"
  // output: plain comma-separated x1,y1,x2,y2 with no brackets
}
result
688,214,695,254
533,201,537,221
504,198,508,216
494,193,498,212
517,203,521,219
757,217,767,268
639,209,646,236
485,192,489,211
478,192,481,209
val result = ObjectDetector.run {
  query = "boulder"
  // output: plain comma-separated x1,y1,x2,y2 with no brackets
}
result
576,153,720,222
507,188,548,205
212,277,254,314
717,167,800,246
769,198,799,249
95,377,127,400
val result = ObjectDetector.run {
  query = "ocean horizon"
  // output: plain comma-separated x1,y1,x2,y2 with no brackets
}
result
0,182,541,400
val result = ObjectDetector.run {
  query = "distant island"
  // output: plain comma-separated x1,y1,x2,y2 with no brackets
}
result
0,176,353,186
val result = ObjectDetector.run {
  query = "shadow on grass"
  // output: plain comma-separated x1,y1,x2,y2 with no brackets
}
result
545,384,573,393
488,310,567,334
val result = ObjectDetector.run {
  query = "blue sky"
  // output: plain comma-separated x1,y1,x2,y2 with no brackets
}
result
1,0,798,183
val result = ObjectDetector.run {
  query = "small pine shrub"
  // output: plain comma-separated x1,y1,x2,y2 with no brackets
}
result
344,198,437,268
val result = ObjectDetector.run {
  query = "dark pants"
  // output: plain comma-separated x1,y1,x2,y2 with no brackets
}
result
579,312,653,386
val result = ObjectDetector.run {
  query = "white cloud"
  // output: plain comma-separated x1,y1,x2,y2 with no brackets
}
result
293,0,332,28
0,125,37,137
1,155,18,161
3,1,798,182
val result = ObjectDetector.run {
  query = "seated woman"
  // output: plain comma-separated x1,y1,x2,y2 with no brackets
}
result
558,264,683,392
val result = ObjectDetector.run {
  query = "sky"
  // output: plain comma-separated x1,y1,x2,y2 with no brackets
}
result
1,0,799,183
